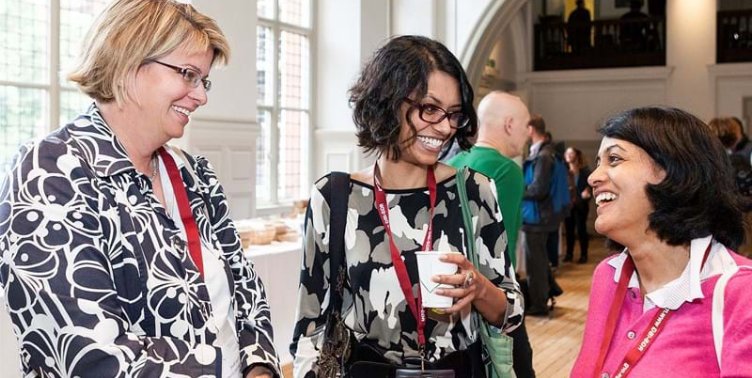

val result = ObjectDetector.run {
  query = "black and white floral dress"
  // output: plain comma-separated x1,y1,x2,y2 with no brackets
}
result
291,170,524,375
0,104,280,377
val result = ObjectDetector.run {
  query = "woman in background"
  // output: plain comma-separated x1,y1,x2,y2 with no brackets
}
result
572,107,752,376
0,1,279,376
709,116,752,255
291,35,523,377
563,147,591,264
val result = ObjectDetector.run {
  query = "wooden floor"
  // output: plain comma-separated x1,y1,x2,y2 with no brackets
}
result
526,237,612,378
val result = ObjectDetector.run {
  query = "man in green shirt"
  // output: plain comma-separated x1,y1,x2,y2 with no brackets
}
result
448,91,530,266
448,91,534,377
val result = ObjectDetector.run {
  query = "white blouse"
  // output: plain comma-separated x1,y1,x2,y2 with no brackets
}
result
158,150,242,378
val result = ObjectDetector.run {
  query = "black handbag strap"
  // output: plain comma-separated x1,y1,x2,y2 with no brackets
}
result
324,172,350,345
325,171,350,328
315,172,353,377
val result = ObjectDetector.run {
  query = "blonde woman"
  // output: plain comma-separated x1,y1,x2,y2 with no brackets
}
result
0,1,279,377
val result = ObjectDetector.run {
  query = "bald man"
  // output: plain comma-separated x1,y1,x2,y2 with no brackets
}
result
448,91,535,377
449,91,530,264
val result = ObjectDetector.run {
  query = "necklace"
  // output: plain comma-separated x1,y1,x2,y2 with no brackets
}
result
150,153,159,181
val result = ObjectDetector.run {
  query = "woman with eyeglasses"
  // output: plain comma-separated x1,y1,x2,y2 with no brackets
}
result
290,35,523,377
0,1,279,377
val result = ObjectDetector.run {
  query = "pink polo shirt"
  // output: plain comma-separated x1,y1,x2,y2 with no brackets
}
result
571,239,752,377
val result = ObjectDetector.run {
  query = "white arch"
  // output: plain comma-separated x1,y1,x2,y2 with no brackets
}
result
460,0,529,95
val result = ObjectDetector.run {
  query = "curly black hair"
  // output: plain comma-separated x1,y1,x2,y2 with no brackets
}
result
599,107,746,250
348,35,477,160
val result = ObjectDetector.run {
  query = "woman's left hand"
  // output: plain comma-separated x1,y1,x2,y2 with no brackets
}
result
432,253,486,315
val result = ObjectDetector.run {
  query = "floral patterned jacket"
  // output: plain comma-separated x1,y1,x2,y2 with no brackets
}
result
0,104,280,377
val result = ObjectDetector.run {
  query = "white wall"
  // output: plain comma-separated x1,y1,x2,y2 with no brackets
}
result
710,63,752,121
524,67,672,139
315,0,361,136
664,0,716,121
312,0,390,179
390,0,438,37
185,0,259,219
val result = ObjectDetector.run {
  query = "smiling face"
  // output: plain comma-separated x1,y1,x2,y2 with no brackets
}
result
397,70,461,166
130,46,214,142
588,136,666,246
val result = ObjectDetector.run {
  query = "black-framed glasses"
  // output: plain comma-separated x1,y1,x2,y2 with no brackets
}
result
151,60,212,91
403,98,469,129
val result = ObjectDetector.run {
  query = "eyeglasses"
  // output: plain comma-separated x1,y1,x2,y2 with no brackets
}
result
151,60,212,91
403,98,469,129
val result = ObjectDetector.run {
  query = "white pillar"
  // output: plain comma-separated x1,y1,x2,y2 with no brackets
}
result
665,0,717,120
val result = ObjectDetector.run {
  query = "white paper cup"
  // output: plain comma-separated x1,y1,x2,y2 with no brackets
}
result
415,251,460,309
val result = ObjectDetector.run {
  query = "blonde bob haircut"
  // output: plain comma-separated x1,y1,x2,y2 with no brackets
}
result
68,0,230,106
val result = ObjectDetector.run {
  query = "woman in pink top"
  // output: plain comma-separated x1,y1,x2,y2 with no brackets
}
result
571,107,752,377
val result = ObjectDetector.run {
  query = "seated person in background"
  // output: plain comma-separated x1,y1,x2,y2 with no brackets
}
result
291,35,523,378
572,107,752,376
0,1,280,377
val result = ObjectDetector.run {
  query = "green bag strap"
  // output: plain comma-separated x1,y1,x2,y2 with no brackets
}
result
455,167,479,268
456,167,489,331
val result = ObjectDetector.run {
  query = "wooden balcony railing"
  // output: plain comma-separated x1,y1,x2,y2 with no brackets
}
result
718,9,752,63
534,17,665,71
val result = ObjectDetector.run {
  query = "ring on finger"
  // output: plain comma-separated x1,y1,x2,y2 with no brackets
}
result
463,271,475,288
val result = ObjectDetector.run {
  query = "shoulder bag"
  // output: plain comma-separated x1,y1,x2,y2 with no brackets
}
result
317,172,353,377
455,167,516,378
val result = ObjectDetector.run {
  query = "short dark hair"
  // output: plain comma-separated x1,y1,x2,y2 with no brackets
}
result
708,117,741,149
348,35,477,160
599,107,746,250
528,114,546,135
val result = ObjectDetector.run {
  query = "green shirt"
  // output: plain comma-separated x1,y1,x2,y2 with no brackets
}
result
448,146,524,267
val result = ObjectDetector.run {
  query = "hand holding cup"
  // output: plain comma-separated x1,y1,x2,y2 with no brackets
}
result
430,252,483,316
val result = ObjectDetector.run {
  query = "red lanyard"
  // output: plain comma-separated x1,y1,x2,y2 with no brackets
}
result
373,163,437,347
158,147,204,276
594,245,711,378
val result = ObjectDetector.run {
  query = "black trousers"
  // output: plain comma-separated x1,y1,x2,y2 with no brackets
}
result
524,230,550,313
510,320,536,377
564,203,589,259
546,229,559,267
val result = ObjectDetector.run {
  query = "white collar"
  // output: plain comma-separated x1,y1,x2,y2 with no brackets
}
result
529,141,543,157
608,236,737,311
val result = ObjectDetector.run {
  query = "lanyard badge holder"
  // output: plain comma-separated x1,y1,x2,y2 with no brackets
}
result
373,163,440,373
